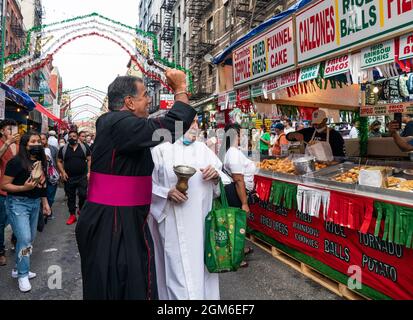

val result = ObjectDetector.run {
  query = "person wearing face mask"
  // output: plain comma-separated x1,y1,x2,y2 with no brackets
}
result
286,109,345,157
40,134,59,219
149,117,223,300
369,120,382,138
222,123,257,267
57,130,91,225
47,130,59,150
0,119,20,266
1,132,51,292
58,138,66,149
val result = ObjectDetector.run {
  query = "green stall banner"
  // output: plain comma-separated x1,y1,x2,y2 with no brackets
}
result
374,202,413,248
269,181,297,210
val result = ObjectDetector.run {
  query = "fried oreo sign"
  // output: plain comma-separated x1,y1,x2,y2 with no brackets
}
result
233,18,295,86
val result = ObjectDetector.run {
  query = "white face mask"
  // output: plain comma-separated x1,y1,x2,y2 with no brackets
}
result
315,126,327,133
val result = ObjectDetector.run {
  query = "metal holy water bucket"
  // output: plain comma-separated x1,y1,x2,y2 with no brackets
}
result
173,165,197,194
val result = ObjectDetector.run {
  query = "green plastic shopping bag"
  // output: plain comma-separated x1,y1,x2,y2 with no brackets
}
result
205,182,247,273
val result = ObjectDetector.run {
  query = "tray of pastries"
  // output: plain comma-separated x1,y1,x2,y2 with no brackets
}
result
387,179,413,192
258,158,332,175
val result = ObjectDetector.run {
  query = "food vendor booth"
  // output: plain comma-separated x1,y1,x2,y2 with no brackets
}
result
214,0,413,300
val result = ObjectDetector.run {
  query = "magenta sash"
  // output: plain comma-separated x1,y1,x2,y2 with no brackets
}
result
87,172,152,207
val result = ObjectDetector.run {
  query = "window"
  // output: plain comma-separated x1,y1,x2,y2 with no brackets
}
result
182,32,187,56
208,64,214,76
207,17,213,41
224,1,231,30
184,1,187,20
177,6,181,25
177,39,181,65
143,13,148,29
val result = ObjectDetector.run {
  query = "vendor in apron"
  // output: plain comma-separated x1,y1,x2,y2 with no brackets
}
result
286,109,345,158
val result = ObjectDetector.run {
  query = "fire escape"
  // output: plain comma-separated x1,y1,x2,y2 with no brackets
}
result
160,0,178,59
234,0,272,28
186,0,214,100
148,14,162,34
147,14,162,99
34,0,43,26
10,23,25,40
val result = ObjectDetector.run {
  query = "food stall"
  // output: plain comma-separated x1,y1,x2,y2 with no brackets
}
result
214,0,413,300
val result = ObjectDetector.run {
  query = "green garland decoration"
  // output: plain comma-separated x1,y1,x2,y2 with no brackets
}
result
4,12,194,93
354,110,368,157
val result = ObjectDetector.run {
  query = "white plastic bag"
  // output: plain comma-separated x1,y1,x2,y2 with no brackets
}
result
306,141,334,162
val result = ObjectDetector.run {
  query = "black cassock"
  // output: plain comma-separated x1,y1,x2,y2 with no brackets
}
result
76,102,196,300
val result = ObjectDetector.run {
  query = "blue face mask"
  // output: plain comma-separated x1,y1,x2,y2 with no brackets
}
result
182,136,194,146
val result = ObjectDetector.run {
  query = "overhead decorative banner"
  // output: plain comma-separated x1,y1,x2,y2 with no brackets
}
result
265,70,298,93
399,33,413,60
3,12,193,93
324,54,350,78
228,91,237,104
160,94,174,110
238,87,250,101
360,102,413,116
251,83,264,98
298,63,320,83
233,17,295,87
295,0,413,66
218,92,227,109
361,40,395,69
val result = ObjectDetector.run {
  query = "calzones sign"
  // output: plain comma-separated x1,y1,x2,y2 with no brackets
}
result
296,0,413,65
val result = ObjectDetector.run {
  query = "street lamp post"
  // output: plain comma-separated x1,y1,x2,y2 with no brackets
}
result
0,0,6,82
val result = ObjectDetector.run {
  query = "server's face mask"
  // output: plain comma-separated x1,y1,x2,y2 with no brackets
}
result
182,135,195,146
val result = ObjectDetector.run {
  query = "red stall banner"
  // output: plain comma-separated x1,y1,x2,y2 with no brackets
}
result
250,176,413,300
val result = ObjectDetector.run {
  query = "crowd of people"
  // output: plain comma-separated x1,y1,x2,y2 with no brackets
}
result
0,122,95,292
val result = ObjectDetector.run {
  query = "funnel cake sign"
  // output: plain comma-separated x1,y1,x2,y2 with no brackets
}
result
233,18,295,87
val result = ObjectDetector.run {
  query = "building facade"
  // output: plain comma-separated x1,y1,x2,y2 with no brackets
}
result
0,0,27,90
19,0,43,92
48,66,63,118
137,0,294,111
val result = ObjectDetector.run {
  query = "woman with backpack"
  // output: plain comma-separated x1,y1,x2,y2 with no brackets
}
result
1,132,51,292
41,134,60,219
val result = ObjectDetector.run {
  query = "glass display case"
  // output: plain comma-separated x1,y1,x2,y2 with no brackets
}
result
256,157,413,206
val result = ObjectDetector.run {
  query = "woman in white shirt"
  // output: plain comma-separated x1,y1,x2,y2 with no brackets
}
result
348,121,359,139
222,124,257,266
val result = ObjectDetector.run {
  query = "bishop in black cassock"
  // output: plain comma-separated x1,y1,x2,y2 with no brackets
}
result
75,70,196,300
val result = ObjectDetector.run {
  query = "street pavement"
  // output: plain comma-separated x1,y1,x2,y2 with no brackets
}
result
0,188,340,300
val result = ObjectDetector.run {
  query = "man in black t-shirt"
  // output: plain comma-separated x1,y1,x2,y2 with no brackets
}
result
286,109,345,157
57,130,91,225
